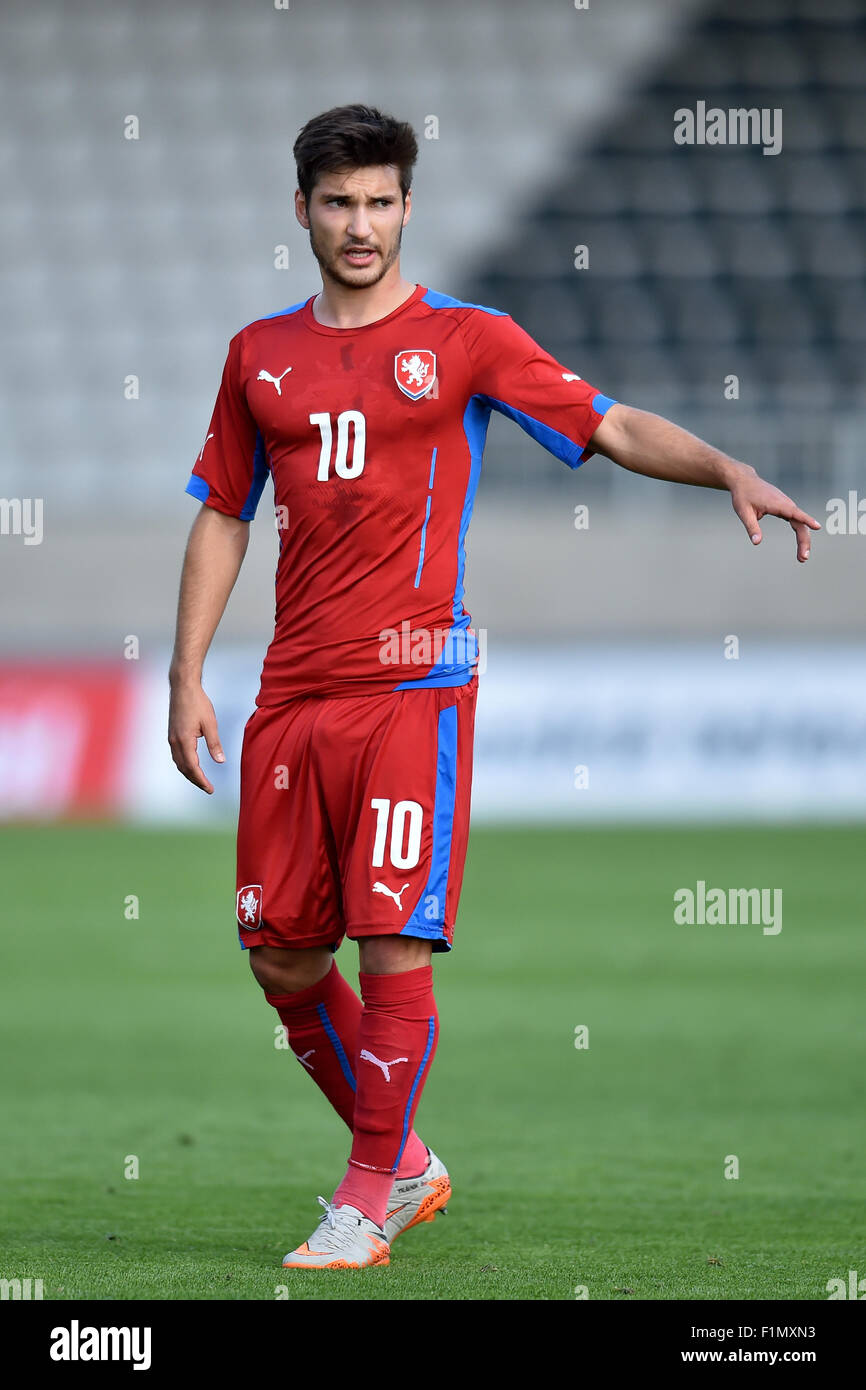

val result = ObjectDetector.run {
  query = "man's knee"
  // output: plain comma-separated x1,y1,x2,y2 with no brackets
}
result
358,935,433,975
248,943,333,996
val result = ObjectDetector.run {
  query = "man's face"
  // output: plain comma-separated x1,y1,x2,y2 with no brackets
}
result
295,165,411,289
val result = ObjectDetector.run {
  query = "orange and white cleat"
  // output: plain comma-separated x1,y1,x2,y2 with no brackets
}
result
282,1196,390,1269
384,1147,451,1243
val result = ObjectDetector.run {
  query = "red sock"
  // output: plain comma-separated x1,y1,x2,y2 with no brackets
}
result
266,961,429,1179
333,965,439,1227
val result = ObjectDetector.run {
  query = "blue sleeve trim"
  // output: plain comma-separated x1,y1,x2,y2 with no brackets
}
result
185,474,210,502
186,434,269,519
574,394,618,464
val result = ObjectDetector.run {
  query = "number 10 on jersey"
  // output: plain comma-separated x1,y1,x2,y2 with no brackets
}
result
310,411,366,480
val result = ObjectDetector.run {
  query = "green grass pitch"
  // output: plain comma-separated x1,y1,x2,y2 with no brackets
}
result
1,823,863,1301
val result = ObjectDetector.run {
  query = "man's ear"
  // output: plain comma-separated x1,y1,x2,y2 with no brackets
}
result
294,188,309,230
402,188,412,228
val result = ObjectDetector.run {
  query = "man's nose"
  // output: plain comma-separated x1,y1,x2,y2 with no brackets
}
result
347,209,372,239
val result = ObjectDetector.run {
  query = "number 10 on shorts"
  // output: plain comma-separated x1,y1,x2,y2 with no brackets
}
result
370,798,423,870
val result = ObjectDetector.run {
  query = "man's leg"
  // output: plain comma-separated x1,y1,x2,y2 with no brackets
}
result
321,677,478,1233
277,677,476,1263
249,942,430,1177
331,934,438,1228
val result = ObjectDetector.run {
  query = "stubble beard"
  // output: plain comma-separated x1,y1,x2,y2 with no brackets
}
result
309,220,403,291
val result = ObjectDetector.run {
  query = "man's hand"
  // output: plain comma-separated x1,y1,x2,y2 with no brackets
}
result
168,680,225,794
727,464,821,563
588,404,821,562
167,503,249,792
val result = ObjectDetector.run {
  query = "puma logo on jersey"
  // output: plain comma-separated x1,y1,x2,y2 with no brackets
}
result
372,880,410,911
295,1049,316,1072
257,367,292,395
360,1049,409,1083
561,373,581,382
198,432,214,460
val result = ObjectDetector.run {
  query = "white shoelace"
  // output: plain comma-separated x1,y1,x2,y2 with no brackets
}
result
316,1195,338,1231
311,1195,362,1251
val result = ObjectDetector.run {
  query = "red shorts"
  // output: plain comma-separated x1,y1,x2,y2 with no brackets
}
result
235,677,477,954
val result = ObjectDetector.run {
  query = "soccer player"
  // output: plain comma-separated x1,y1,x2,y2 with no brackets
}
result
168,104,819,1269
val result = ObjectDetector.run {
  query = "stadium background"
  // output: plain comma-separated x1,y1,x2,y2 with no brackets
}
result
2,0,864,1302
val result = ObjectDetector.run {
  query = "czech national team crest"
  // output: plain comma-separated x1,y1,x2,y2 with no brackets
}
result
395,349,436,400
237,884,263,929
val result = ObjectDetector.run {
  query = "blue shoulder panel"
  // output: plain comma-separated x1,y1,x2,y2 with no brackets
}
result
244,299,308,329
421,289,506,316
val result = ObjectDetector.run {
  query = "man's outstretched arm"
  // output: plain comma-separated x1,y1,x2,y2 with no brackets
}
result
168,504,250,793
588,403,821,563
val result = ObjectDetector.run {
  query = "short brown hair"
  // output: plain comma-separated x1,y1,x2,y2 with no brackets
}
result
293,104,418,205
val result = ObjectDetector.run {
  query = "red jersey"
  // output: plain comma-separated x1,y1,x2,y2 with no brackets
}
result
186,284,616,704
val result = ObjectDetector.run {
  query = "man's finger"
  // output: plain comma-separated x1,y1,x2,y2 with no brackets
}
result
182,747,215,794
185,749,214,793
792,518,812,563
201,713,226,765
768,500,822,531
734,497,762,544
170,732,214,794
